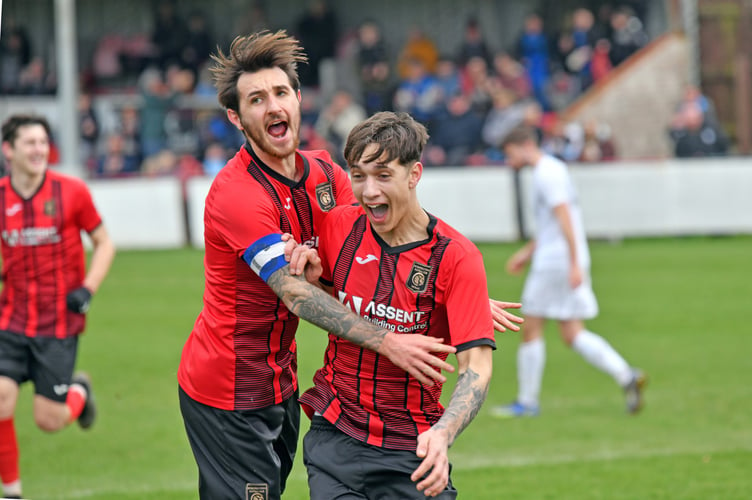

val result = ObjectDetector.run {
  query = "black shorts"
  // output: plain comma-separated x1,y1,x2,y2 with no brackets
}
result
303,415,457,500
0,329,79,402
178,385,300,500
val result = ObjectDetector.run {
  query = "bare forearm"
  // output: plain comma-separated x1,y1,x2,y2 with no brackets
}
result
432,365,490,447
267,268,387,352
84,238,115,293
553,204,577,266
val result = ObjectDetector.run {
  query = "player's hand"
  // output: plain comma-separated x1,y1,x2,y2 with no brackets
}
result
412,426,451,497
506,250,528,275
379,333,456,387
66,286,92,314
569,265,583,289
489,299,523,332
281,233,322,282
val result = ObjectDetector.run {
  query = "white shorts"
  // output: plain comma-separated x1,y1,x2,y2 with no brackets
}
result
521,268,599,320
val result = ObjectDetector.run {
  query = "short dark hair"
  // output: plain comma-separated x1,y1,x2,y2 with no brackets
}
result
210,30,308,113
2,114,52,145
501,126,539,149
344,112,429,167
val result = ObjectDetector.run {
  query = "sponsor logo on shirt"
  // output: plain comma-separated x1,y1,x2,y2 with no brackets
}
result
355,254,378,265
2,227,61,247
5,203,22,216
283,197,292,210
338,291,427,333
315,182,335,211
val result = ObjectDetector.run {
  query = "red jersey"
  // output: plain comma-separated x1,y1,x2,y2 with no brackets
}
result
0,170,102,338
299,205,495,451
178,145,355,411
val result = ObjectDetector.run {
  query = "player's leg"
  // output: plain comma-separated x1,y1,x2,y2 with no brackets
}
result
362,439,458,499
29,336,93,432
304,415,456,500
491,315,546,417
560,320,646,413
179,386,299,500
0,330,31,499
303,415,368,500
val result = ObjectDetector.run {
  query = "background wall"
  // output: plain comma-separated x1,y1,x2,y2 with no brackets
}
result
93,157,752,250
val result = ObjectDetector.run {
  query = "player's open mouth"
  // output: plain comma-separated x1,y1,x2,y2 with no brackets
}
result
267,120,288,138
367,204,388,222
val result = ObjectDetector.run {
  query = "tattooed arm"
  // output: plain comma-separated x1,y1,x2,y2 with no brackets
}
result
410,345,493,497
266,266,456,386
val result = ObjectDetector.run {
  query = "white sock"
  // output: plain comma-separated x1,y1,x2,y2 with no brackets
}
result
3,479,22,496
517,338,545,407
572,329,632,386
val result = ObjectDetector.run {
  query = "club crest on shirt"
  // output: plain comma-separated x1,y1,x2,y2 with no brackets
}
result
407,262,432,294
315,182,335,211
44,199,56,217
246,483,268,500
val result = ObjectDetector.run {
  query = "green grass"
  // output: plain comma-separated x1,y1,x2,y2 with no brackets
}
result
13,236,752,499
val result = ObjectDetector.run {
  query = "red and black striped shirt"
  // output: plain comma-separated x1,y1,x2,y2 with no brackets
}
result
299,204,495,451
178,144,355,411
0,170,102,338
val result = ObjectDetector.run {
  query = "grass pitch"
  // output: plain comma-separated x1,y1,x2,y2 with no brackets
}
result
13,236,752,499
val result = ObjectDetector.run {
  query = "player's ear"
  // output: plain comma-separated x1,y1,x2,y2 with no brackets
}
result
226,109,243,131
297,89,302,102
408,161,423,189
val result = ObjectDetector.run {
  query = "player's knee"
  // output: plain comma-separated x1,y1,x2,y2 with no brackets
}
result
34,407,66,432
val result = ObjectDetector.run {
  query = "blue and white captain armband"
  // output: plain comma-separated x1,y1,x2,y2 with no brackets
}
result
242,234,289,283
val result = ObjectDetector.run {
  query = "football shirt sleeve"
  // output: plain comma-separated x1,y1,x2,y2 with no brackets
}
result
207,180,285,258
444,247,495,350
73,180,103,233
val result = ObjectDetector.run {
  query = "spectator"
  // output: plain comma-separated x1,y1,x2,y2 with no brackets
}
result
425,93,485,166
314,89,367,165
137,67,179,158
590,38,613,82
295,0,339,88
397,26,439,79
459,55,495,116
202,142,229,177
393,57,442,125
150,0,189,71
434,54,462,102
515,12,551,110
608,6,648,67
456,17,492,67
181,10,214,80
355,19,393,115
17,57,56,95
0,20,32,94
78,93,101,171
482,88,531,154
579,119,616,162
669,101,729,158
491,51,531,100
95,132,141,178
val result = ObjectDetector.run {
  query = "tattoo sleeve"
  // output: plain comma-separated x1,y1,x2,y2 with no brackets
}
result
266,266,387,352
433,364,490,447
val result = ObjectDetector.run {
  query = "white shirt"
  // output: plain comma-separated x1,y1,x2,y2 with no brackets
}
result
530,154,590,271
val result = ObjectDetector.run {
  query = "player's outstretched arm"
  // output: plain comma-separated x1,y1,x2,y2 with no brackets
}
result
266,266,456,386
411,345,493,496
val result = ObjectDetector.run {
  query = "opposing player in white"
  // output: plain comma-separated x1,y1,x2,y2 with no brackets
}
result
493,126,646,417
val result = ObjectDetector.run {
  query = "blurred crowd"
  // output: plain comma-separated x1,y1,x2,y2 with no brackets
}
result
0,0,729,179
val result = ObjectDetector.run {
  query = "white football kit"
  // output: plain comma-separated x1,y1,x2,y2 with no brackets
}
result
521,154,598,320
